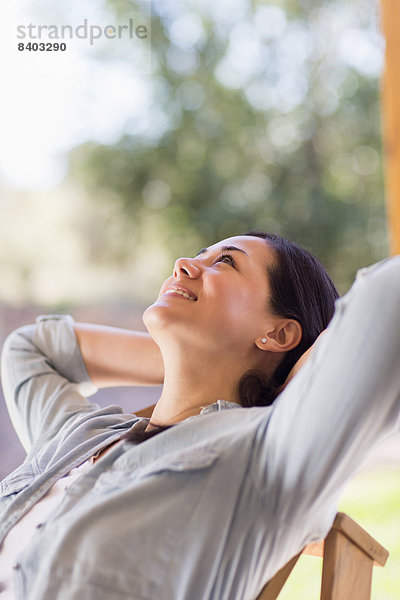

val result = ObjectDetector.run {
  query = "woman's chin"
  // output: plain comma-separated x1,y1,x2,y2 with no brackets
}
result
142,302,159,329
142,300,174,332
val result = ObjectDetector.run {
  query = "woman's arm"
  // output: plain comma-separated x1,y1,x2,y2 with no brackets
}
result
256,256,400,531
73,323,164,389
1,316,98,451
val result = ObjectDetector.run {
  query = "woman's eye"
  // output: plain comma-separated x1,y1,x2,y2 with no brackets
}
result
216,254,237,268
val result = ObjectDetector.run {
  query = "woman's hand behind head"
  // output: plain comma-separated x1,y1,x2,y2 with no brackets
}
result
279,330,327,392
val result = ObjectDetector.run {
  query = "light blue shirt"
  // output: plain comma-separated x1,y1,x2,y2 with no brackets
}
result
0,304,398,599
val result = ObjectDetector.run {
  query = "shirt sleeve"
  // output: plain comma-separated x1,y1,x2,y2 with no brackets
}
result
253,257,400,539
1,315,98,453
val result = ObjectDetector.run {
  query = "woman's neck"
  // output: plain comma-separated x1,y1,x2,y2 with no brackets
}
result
148,352,242,427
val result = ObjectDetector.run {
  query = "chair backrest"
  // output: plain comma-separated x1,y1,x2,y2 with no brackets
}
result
256,512,389,600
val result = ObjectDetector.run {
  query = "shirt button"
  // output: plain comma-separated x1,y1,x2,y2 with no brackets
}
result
12,562,21,570
36,522,44,529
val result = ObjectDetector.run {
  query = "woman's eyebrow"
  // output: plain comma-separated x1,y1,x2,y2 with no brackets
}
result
194,245,249,257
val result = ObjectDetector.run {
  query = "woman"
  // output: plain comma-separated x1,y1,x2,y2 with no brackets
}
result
0,231,399,600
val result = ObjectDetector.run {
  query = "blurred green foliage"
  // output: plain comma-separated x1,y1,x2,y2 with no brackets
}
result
68,0,387,294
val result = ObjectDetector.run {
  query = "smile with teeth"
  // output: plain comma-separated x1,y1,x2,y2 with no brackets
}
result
164,288,197,301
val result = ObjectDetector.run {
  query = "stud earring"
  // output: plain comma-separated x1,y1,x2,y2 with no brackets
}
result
261,337,267,343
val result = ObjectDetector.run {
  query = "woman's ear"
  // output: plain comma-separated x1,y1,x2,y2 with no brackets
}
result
256,319,302,353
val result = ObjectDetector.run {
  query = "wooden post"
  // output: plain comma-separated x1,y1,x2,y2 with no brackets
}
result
321,528,374,600
380,0,400,255
317,513,388,600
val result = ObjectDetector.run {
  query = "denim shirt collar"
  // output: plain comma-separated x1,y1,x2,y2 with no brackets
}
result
199,399,240,415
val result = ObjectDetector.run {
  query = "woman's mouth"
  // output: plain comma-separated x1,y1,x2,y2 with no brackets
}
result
163,287,197,301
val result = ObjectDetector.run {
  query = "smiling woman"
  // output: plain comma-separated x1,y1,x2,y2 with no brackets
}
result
142,231,338,426
1,230,400,600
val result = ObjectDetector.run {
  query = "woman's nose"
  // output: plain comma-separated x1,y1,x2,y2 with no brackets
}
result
173,257,202,279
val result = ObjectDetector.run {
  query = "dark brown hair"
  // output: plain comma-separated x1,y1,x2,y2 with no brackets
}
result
238,231,339,407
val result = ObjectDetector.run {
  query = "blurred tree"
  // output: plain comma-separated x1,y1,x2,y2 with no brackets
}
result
68,0,387,294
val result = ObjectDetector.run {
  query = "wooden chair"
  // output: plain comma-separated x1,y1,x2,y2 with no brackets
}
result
257,512,389,600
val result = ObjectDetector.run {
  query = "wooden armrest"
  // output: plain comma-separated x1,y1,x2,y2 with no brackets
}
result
303,512,389,566
257,512,389,600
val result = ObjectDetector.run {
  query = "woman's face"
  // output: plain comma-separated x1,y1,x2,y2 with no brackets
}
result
143,235,279,356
